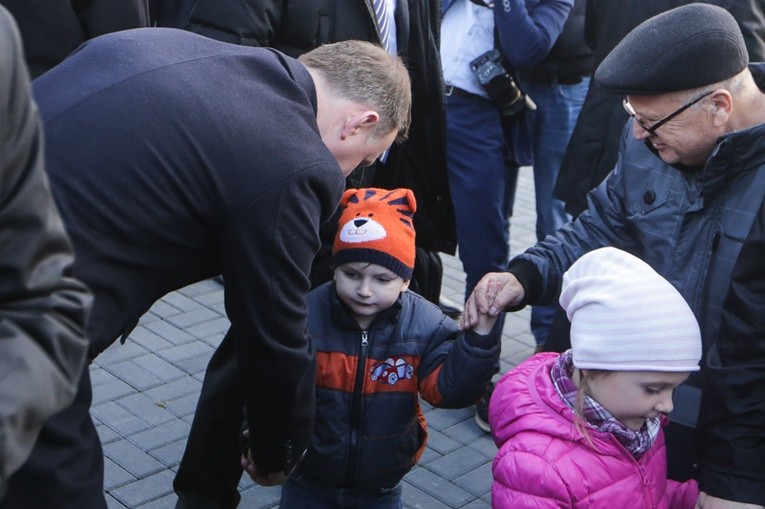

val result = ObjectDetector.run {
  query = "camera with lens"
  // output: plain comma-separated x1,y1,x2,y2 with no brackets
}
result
470,49,532,117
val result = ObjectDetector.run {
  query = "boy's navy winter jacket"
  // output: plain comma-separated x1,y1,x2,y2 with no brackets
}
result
301,282,500,492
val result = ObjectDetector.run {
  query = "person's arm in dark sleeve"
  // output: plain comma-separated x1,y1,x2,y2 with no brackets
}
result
697,203,765,506
221,162,343,477
187,0,285,46
494,0,574,69
0,6,91,491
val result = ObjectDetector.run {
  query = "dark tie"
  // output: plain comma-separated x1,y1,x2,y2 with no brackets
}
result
373,0,393,53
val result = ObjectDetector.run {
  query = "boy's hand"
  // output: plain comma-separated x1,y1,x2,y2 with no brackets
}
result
472,311,498,336
240,430,288,486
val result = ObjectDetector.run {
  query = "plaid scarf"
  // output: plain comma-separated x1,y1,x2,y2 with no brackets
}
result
550,351,660,459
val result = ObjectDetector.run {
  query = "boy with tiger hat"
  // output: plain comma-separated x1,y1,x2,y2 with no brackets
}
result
243,188,501,507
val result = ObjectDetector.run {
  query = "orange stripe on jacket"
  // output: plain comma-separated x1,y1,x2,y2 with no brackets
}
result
316,351,421,395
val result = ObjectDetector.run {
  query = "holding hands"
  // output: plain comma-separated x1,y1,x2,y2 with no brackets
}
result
460,272,526,331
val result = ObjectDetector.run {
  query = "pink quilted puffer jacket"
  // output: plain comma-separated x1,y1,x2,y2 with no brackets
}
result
489,353,698,508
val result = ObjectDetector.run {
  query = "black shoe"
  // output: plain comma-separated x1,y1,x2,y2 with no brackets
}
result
474,381,495,433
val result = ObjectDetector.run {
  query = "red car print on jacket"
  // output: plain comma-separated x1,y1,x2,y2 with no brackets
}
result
370,357,414,385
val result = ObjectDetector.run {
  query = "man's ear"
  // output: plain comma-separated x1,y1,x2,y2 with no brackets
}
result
340,111,380,139
709,89,732,127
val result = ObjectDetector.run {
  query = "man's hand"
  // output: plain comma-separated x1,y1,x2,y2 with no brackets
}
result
460,272,525,330
696,492,765,509
240,430,288,486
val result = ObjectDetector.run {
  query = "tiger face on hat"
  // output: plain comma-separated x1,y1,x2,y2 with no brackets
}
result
332,188,416,280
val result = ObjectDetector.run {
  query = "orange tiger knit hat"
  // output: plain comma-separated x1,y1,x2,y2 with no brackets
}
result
333,188,417,280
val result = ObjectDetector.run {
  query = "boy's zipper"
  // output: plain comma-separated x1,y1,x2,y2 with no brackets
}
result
344,330,369,486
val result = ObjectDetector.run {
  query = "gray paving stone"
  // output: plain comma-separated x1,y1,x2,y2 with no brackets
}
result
104,456,136,491
103,359,168,392
148,437,187,468
126,416,190,450
148,299,183,319
165,392,200,419
424,427,462,455
156,341,214,364
164,307,221,329
110,470,175,507
92,401,151,436
424,406,473,432
144,376,202,401
426,446,492,480
404,471,472,508
103,439,166,479
96,342,148,366
95,422,122,445
106,493,129,509
185,316,230,340
92,376,137,406
402,484,453,508
128,326,176,352
133,353,188,381
453,461,493,498
442,416,490,446
144,320,196,346
161,292,204,312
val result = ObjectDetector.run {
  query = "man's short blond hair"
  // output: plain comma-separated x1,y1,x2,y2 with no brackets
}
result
299,40,412,143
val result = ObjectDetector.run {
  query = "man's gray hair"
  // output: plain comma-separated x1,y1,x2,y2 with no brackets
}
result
299,40,412,142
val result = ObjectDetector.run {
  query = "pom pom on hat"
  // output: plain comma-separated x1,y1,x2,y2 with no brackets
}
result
560,247,701,372
595,3,748,94
333,188,416,279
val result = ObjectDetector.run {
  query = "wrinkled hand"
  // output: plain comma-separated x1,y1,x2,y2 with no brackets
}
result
472,280,500,335
460,272,525,330
240,430,288,486
695,492,765,509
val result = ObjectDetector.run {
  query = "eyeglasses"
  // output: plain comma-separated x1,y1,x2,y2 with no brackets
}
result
622,90,714,135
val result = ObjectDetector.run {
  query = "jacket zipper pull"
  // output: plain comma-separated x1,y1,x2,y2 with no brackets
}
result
361,330,369,349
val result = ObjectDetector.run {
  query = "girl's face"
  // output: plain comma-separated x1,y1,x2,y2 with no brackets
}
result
584,370,690,431
334,262,409,329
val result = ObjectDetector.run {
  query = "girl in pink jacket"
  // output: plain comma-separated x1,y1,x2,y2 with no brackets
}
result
490,247,700,508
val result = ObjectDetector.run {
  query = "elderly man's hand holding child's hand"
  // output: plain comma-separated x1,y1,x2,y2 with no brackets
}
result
460,273,524,331
470,280,500,336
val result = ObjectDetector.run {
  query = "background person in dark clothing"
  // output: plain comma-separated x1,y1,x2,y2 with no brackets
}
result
517,0,593,350
0,5,91,499
4,33,410,509
0,0,150,78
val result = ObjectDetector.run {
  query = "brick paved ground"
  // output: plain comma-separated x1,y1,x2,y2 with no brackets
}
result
93,167,540,508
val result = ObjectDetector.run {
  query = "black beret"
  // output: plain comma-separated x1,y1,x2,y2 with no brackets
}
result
595,3,748,95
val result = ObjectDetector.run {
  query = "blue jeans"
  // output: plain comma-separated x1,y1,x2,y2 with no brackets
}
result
280,473,403,509
445,91,509,350
522,77,590,346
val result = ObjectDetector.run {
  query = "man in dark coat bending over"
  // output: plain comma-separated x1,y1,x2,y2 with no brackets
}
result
1,31,411,509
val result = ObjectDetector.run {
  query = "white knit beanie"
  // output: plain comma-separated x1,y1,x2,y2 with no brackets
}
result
560,247,701,372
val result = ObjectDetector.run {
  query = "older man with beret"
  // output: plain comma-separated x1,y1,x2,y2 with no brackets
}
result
462,4,765,507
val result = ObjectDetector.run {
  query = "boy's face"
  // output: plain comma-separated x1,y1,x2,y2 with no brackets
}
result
585,370,690,431
334,262,410,329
